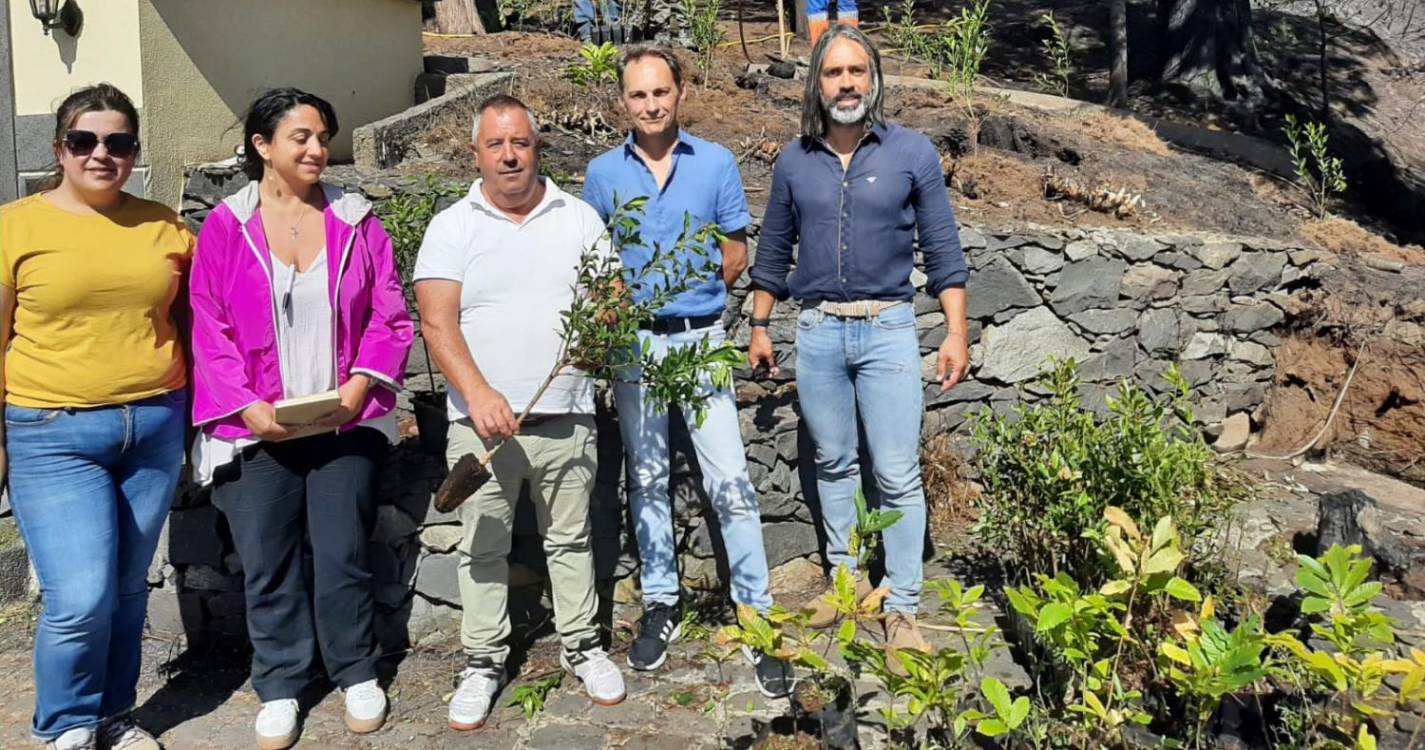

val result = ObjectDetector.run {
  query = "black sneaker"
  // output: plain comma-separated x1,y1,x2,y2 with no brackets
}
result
743,645,796,698
627,602,682,671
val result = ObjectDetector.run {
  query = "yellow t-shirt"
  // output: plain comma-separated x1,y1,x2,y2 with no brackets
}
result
0,193,194,409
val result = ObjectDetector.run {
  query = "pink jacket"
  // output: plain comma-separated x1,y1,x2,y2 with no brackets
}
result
190,182,413,440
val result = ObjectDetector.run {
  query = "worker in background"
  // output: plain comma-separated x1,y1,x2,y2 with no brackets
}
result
806,0,858,46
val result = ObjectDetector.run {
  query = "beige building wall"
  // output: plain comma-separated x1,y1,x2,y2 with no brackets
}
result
9,0,144,115
138,0,422,205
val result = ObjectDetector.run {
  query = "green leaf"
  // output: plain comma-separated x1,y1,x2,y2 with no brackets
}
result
977,719,1010,737
1301,596,1332,615
1099,580,1132,597
1037,602,1072,632
797,650,830,672
1163,577,1202,602
1005,587,1037,618
1344,581,1384,609
1160,642,1192,666
1150,515,1175,552
1008,696,1030,728
1143,547,1185,576
981,676,1012,716
837,619,857,646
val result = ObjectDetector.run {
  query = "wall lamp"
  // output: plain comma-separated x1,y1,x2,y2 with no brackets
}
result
29,0,84,37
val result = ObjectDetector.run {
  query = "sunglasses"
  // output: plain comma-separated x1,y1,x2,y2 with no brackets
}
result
62,130,140,159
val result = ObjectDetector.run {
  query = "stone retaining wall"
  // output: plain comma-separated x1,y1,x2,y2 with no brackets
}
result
135,166,1332,646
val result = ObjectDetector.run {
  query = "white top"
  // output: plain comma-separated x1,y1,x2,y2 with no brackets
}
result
274,251,336,397
413,178,611,420
191,249,398,485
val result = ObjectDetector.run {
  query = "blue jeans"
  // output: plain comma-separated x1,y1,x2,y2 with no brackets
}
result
794,304,926,614
5,390,185,741
573,0,618,29
614,325,774,613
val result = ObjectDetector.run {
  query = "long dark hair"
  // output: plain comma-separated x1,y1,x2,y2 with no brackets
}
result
36,83,141,192
801,24,885,139
239,88,340,181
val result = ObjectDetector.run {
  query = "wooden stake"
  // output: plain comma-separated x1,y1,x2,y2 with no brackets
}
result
776,0,789,58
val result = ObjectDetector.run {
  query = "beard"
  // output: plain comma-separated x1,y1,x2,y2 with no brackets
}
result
822,92,869,125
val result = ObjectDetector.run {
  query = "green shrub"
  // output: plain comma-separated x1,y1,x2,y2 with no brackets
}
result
1284,114,1347,219
969,359,1244,584
564,42,620,88
1035,11,1072,98
682,0,724,84
373,176,465,311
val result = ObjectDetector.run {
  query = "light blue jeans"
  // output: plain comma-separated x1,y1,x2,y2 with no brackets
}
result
574,0,619,29
794,304,926,614
5,390,186,741
614,325,774,613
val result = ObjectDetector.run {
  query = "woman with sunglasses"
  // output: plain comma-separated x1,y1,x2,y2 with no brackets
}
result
0,85,189,750
189,88,411,750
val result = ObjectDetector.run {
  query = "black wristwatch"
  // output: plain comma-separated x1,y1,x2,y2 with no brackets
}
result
749,317,771,329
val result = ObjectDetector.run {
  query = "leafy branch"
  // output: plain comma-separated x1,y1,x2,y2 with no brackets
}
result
436,196,745,511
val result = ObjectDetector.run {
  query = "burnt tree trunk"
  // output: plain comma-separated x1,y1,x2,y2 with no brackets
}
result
434,0,490,33
1313,0,1332,120
1157,0,1269,104
1108,0,1129,107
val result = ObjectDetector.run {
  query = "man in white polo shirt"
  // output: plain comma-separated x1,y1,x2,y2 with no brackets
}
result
414,94,625,732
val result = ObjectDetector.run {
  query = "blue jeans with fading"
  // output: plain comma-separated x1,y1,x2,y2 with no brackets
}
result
5,390,185,741
794,304,927,614
614,325,774,613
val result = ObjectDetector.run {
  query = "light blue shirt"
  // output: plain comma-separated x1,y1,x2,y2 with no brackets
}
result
583,130,751,318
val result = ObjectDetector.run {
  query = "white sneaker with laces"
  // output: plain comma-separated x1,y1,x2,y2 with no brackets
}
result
98,715,160,750
560,647,626,706
254,698,300,750
448,667,502,731
343,679,387,734
48,727,95,750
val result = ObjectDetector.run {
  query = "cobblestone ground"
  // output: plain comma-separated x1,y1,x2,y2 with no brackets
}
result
0,557,1027,750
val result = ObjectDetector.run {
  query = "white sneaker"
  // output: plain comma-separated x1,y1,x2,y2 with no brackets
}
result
98,715,161,749
48,727,95,750
254,698,300,750
560,647,626,706
448,666,502,731
343,679,387,734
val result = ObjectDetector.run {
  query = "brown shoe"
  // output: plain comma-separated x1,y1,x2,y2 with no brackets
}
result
803,573,875,629
885,613,932,677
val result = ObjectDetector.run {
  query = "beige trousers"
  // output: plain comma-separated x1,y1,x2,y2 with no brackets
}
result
446,415,601,667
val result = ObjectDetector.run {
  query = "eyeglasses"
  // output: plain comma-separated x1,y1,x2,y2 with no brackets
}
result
62,130,140,159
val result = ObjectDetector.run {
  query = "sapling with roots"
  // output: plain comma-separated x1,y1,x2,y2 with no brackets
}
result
434,196,745,512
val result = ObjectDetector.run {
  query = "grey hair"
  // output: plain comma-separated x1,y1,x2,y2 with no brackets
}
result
470,94,540,143
801,23,885,139
617,43,684,90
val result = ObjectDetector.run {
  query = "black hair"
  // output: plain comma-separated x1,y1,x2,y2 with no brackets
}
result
37,83,140,192
239,88,340,180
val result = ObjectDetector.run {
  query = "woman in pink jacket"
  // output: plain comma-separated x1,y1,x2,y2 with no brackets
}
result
189,89,412,750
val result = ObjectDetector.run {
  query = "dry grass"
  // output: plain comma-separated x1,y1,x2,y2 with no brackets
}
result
1300,216,1425,264
1061,112,1172,156
921,434,979,536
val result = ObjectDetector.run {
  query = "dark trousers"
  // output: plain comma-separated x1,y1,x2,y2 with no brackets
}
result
212,427,386,700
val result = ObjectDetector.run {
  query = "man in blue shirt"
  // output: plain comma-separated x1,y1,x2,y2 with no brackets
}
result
749,25,971,674
583,44,792,698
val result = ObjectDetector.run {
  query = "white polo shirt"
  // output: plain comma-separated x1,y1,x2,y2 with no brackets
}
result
414,178,611,419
